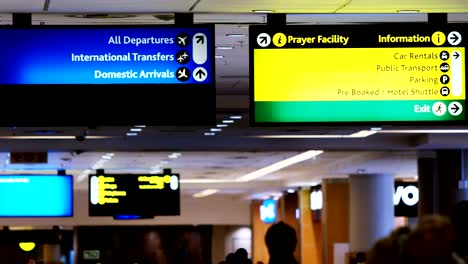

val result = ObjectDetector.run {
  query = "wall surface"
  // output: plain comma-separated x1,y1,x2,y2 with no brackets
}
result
0,190,251,226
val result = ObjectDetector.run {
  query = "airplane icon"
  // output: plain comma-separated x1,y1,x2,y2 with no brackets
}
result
177,36,187,46
177,52,189,63
177,68,188,79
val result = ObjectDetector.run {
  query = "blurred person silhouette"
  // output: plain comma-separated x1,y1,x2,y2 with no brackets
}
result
366,226,411,264
406,215,465,264
235,248,252,264
452,200,468,261
264,221,299,264
226,252,240,264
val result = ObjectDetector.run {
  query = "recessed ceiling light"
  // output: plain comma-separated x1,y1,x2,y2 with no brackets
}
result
222,120,234,124
226,34,247,38
126,133,138,136
210,128,222,132
130,128,142,132
217,124,228,128
134,125,146,128
193,189,218,198
230,115,242,119
216,46,235,50
253,10,275,13
204,132,216,136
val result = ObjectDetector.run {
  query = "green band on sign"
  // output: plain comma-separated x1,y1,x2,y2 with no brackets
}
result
255,100,465,122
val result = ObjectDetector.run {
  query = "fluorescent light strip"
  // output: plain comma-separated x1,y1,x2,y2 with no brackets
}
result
236,150,323,182
215,55,224,59
180,179,237,183
226,34,246,37
397,10,420,13
77,169,93,182
253,130,377,139
217,124,228,128
126,133,138,136
216,46,234,50
230,115,242,119
379,129,468,133
0,136,112,139
193,189,218,198
134,125,146,128
204,132,216,136
210,128,222,132
222,120,234,124
253,10,274,13
130,128,142,132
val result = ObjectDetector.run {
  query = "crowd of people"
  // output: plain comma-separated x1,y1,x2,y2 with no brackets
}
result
222,200,468,264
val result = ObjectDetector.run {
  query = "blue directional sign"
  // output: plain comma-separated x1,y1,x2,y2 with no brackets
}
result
0,25,215,126
0,26,212,85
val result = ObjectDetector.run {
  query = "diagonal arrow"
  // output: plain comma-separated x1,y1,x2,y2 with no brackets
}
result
454,52,460,59
196,35,205,44
195,69,206,79
259,36,267,44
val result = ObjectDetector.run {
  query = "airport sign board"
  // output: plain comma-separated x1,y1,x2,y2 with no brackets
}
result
250,24,466,125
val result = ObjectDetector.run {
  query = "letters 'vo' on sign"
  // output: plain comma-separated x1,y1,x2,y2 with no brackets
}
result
394,185,419,206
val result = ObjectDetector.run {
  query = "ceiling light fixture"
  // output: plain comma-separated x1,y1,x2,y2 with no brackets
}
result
253,10,275,13
0,136,112,139
222,120,234,124
217,124,228,128
236,150,323,182
397,10,420,13
193,189,218,198
126,132,138,136
134,125,146,128
379,129,468,133
180,179,237,184
215,46,235,50
226,34,247,37
204,132,216,136
230,115,242,119
210,128,222,132
215,55,224,59
253,130,378,139
130,128,142,132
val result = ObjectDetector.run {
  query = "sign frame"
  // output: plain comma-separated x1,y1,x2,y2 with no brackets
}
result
249,23,467,127
0,24,215,126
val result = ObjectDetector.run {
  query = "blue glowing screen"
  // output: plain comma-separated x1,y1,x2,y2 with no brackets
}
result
0,175,73,217
260,199,277,224
0,26,213,84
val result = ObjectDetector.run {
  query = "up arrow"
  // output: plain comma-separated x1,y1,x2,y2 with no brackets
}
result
196,69,206,78
454,52,460,59
196,35,205,44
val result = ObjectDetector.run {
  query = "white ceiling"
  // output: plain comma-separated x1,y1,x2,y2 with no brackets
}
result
0,2,465,198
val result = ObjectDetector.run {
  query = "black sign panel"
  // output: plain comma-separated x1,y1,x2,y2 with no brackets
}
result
394,182,418,217
89,174,180,217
